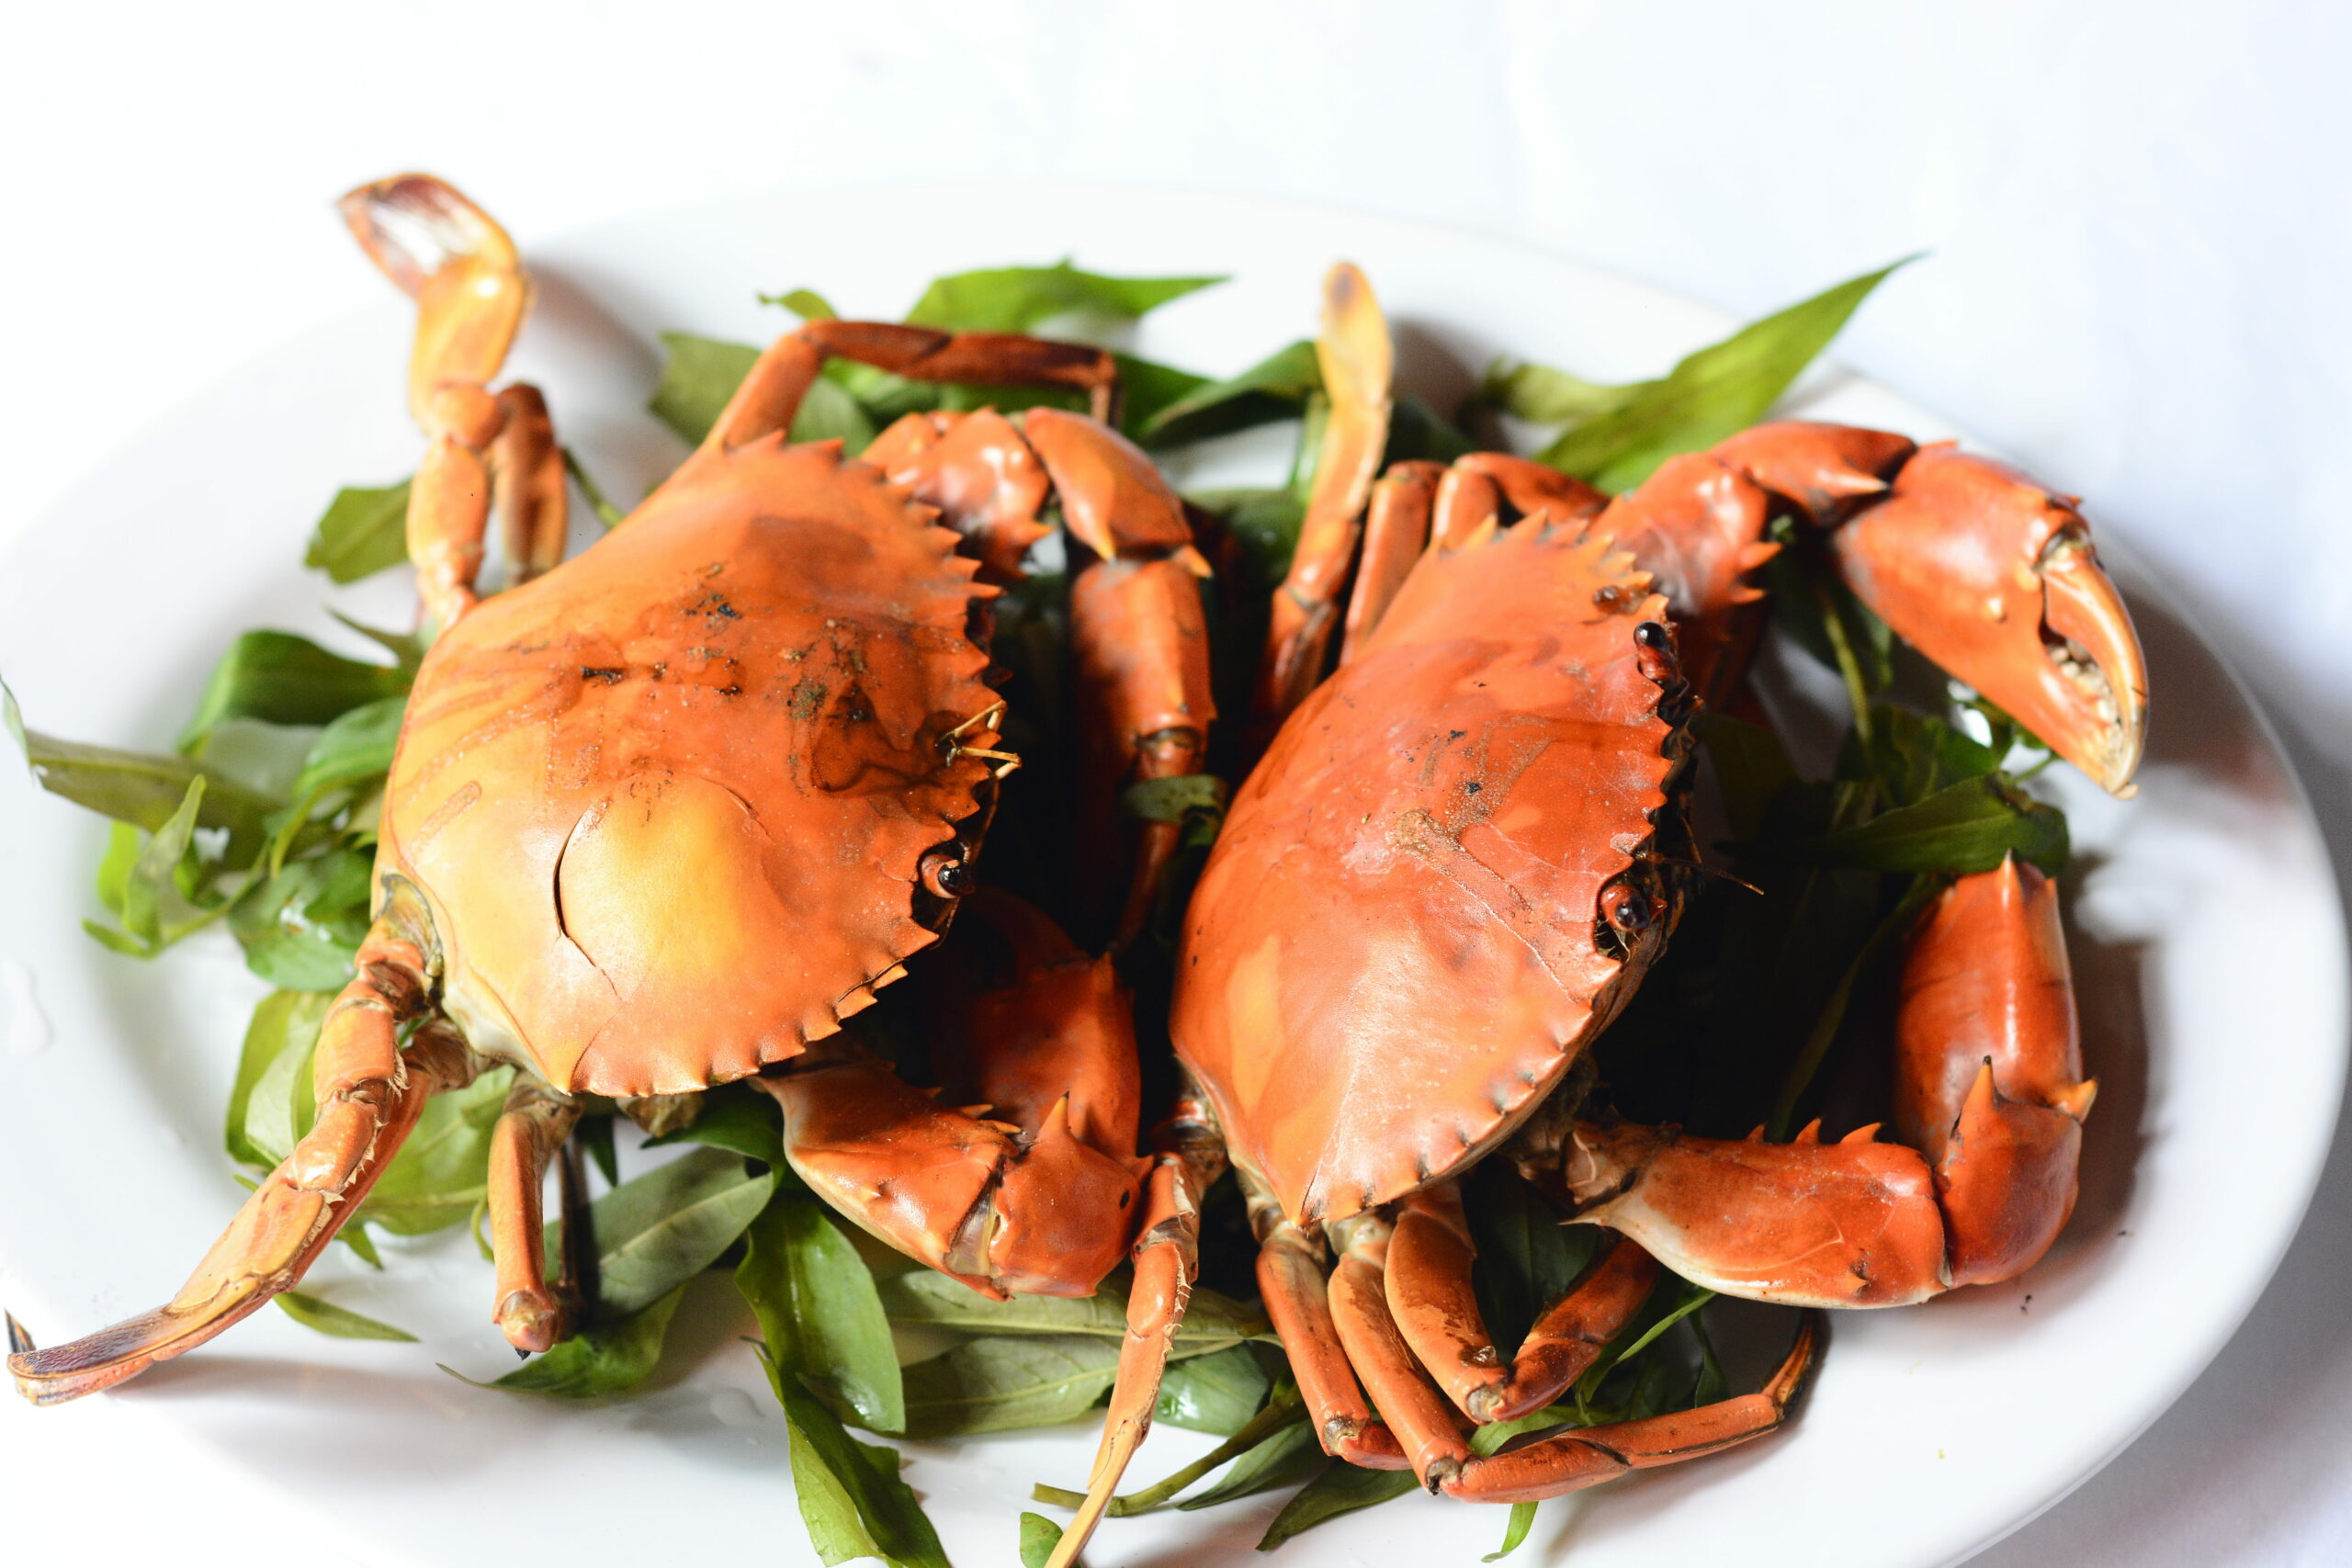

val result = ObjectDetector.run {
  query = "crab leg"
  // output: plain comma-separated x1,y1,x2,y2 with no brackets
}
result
1560,857,2095,1307
340,174,566,629
1041,1089,1229,1568
485,1077,583,1353
1385,1184,1660,1423
7,920,474,1404
1338,459,1442,663
757,891,1145,1300
1250,263,1395,746
1438,1315,1818,1503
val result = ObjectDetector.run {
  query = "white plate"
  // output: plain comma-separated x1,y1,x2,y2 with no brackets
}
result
0,185,2341,1568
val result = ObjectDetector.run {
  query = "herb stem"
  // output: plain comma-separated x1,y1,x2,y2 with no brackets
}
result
1033,1397,1306,1517
1811,570,1873,744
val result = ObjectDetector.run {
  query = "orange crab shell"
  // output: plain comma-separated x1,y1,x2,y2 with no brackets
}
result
380,436,1000,1097
1172,517,1680,1224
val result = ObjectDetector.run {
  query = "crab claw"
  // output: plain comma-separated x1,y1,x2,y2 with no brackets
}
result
1827,444,2147,795
337,174,529,423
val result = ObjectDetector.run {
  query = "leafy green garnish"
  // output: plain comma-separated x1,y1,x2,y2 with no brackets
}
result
737,1195,905,1434
1141,338,1320,447
904,262,1223,333
1019,1512,1070,1568
354,1068,514,1239
276,1290,416,1342
180,632,408,750
876,1265,1266,1346
1737,773,2068,877
1256,1461,1420,1549
1490,259,1912,491
230,847,373,990
224,989,331,1168
304,479,413,584
899,1333,1122,1438
548,1145,776,1319
1155,1342,1272,1435
463,1284,687,1397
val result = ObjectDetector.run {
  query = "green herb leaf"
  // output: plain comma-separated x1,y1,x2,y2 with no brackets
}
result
550,1145,775,1318
1256,1461,1419,1549
108,776,210,953
179,632,409,751
763,288,839,321
641,1084,788,1168
1384,392,1475,466
1157,1343,1272,1436
354,1067,514,1237
648,332,874,453
752,1344,950,1568
737,1195,905,1434
1531,259,1914,491
1464,1161,1601,1357
1020,1512,1070,1568
1,675,27,767
649,333,763,446
1839,703,2004,808
1480,360,1642,424
1113,354,1213,439
1119,773,1227,825
276,1290,416,1342
1486,1503,1539,1562
229,847,373,990
305,479,413,584
1738,773,2068,877
16,726,278,844
463,1283,685,1397
1141,339,1320,447
877,1265,1267,1345
226,989,330,1168
904,263,1223,334
1693,713,1799,844
289,696,406,803
899,1332,1122,1438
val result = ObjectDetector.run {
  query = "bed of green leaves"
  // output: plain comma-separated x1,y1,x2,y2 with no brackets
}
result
4,248,2076,1566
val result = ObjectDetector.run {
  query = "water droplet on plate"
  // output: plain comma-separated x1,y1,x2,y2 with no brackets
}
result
0,960,52,1056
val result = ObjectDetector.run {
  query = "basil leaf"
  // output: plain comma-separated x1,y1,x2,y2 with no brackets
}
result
305,479,413,584
1739,773,2069,877
641,1083,788,1168
226,989,329,1168
1464,1161,1601,1357
354,1067,514,1237
1113,354,1213,440
229,847,374,990
276,1290,415,1342
1255,1461,1419,1549
762,288,839,321
1486,1503,1539,1562
752,1343,950,1568
106,776,210,954
1155,1342,1271,1436
648,331,876,454
16,725,277,844
179,632,409,750
1019,1512,1069,1568
1480,360,1641,424
290,697,405,802
462,1283,685,1397
877,1265,1267,1345
899,1333,1121,1438
548,1145,775,1318
1141,339,1319,447
737,1195,905,1434
650,333,763,446
1176,1416,1328,1511
1531,260,1913,492
1838,704,2004,808
1693,713,1799,844
904,263,1222,333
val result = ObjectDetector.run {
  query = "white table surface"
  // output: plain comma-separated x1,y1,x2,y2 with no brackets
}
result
5,3,2347,1563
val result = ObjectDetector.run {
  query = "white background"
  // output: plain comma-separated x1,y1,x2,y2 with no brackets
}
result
4,2,2348,1563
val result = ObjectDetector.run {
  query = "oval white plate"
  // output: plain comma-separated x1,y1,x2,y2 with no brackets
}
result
0,185,2341,1568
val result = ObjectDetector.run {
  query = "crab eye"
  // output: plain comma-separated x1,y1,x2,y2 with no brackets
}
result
919,848,974,898
1601,882,1655,932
